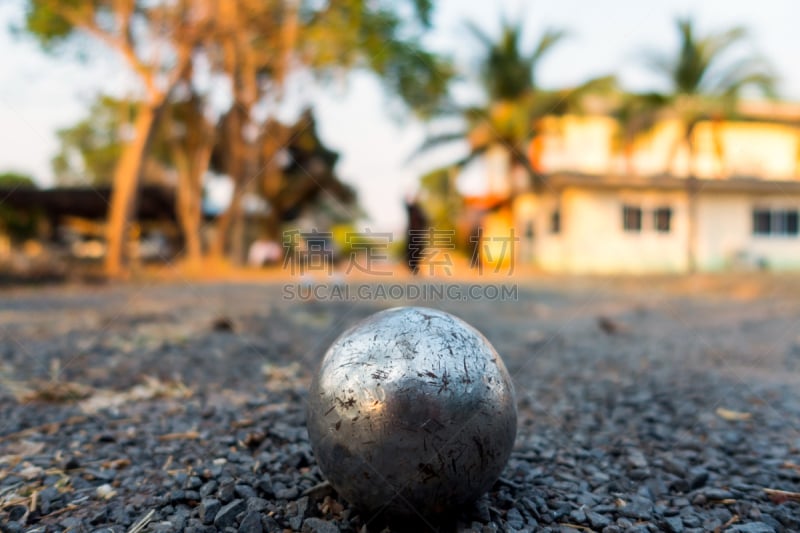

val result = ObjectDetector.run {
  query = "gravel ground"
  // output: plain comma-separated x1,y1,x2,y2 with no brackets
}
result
0,277,799,532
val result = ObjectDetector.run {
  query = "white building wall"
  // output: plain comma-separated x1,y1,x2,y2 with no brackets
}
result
696,195,800,270
539,116,617,175
695,195,751,270
526,188,689,273
717,124,799,180
537,115,800,180
512,187,800,272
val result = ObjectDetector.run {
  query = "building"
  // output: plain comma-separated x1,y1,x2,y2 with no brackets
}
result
511,175,800,273
469,103,800,273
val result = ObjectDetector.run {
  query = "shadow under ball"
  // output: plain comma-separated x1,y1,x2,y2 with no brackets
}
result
306,307,517,517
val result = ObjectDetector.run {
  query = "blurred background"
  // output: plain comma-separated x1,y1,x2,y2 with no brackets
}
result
0,0,798,281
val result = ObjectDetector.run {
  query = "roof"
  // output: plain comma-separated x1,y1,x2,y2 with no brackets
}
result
0,185,177,221
463,194,512,211
737,100,800,122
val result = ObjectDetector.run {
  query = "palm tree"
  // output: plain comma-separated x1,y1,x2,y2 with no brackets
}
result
635,16,776,270
638,17,776,174
416,18,614,196
612,91,669,176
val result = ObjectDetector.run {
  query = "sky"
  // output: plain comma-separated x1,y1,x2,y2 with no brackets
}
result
0,0,798,233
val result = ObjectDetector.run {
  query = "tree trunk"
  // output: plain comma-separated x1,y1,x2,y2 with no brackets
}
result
685,123,698,273
527,131,545,174
686,175,698,273
624,140,636,176
210,185,238,259
210,104,243,259
230,186,246,265
710,115,726,178
179,197,203,267
263,210,282,242
665,135,683,176
176,143,212,268
104,104,159,277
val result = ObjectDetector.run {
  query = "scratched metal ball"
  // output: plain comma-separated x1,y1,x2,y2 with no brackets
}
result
307,307,517,517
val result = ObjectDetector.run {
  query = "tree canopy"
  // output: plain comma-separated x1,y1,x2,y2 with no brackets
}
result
621,16,778,167
0,171,39,242
0,171,37,189
20,0,454,272
52,96,141,186
415,16,614,194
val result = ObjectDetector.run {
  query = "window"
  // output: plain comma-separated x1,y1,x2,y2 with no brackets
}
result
753,208,799,236
524,220,535,240
550,209,561,234
653,207,672,233
790,211,800,235
622,205,642,232
753,209,771,235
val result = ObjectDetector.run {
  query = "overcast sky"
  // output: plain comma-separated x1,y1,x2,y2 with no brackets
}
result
0,0,797,232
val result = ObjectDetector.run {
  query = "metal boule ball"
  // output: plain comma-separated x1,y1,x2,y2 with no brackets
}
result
306,306,517,517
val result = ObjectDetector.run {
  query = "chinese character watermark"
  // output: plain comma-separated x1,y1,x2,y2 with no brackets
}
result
346,230,393,276
469,228,518,274
408,228,456,276
282,229,335,275
281,227,518,276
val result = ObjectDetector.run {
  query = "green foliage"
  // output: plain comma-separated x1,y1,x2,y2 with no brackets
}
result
300,0,454,118
52,95,139,185
415,16,614,187
466,19,566,101
642,17,776,115
51,91,195,186
418,167,461,232
627,16,778,162
0,172,37,188
368,43,454,119
23,0,79,49
0,172,39,242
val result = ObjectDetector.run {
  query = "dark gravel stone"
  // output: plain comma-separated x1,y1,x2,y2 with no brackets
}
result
199,498,221,524
1,522,23,533
288,496,310,530
670,479,690,493
302,518,340,533
235,484,258,499
60,517,84,529
699,487,734,500
200,480,218,497
662,516,684,533
262,515,283,533
169,489,187,503
728,523,777,533
237,511,263,533
218,480,236,503
505,507,524,529
681,514,701,528
275,486,299,500
689,469,709,490
2,284,799,533
184,490,201,502
213,499,246,529
257,476,275,498
587,510,612,529
246,497,269,512
6,506,26,521
672,497,690,508
619,501,653,520
89,508,107,525
568,508,586,523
